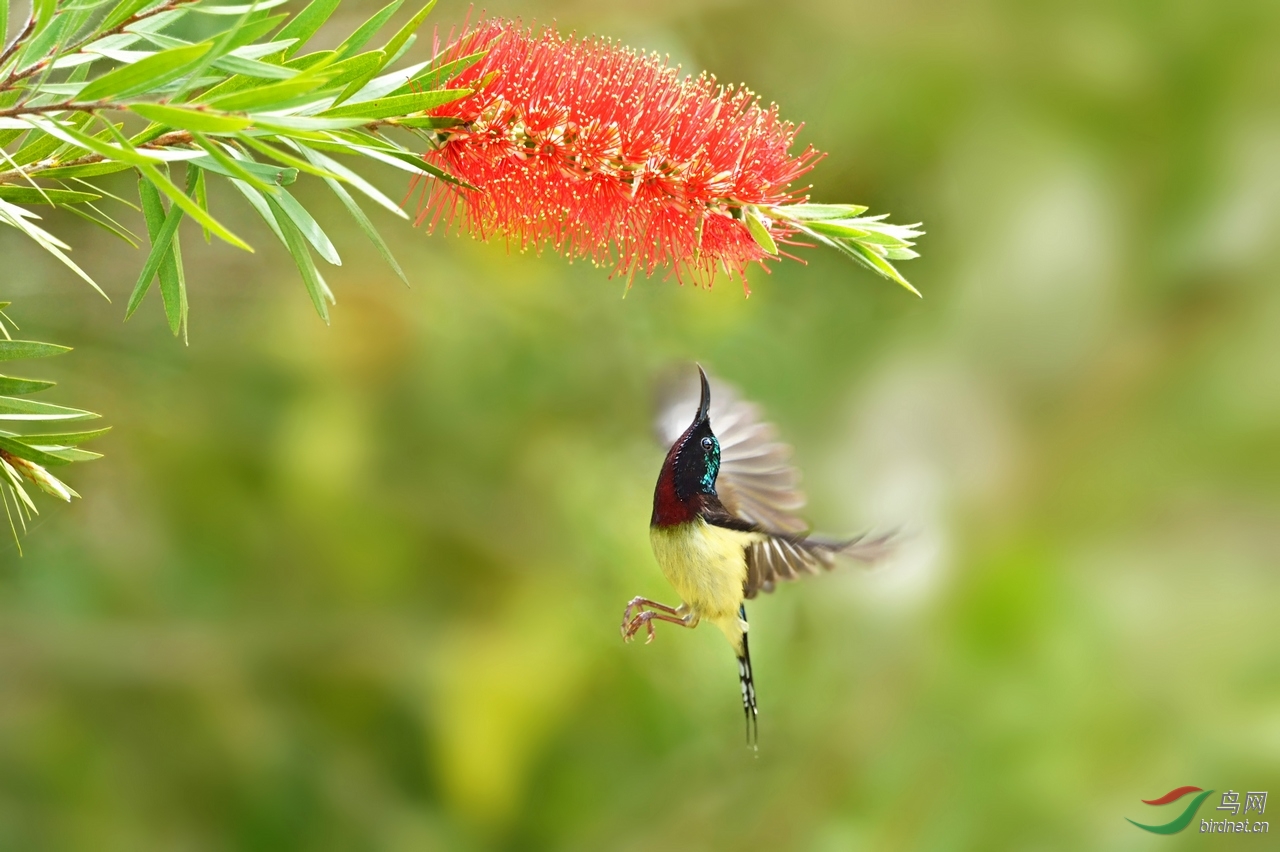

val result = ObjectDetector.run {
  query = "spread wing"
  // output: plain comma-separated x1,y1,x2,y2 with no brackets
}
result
653,365,895,598
742,531,896,598
654,367,807,535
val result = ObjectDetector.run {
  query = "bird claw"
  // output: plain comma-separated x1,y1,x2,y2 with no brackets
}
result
620,596,688,644
621,610,657,644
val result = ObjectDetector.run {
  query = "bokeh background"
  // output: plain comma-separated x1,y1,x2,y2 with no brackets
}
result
3,0,1279,848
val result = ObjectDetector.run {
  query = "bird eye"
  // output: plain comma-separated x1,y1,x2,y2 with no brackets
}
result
700,436,715,452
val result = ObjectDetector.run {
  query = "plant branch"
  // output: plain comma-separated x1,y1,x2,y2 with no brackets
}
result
0,0,202,92
0,129,194,182
0,16,37,73
0,98,123,118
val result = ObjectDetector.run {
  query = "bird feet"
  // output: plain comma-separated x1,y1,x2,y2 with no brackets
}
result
620,597,693,644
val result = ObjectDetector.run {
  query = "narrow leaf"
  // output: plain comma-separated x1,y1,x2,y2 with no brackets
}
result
775,203,869,220
296,144,405,218
129,103,254,133
62,202,143,247
137,160,249,250
317,87,469,119
381,0,435,64
35,161,133,179
0,376,56,395
78,42,213,100
100,0,158,32
187,146,297,188
275,0,342,57
191,0,290,14
0,436,73,468
19,428,111,446
273,188,340,265
744,208,778,256
322,172,406,285
266,196,331,321
227,179,287,246
0,187,100,205
333,0,403,59
213,54,297,78
127,174,171,317
203,76,331,110
0,397,97,421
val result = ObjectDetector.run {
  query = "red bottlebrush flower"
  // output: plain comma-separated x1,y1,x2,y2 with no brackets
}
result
413,18,923,294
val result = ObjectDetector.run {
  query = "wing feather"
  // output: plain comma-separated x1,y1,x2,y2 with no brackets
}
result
654,365,895,598
654,368,808,535
743,531,895,598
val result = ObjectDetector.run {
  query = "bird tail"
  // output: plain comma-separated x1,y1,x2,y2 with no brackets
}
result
737,604,758,751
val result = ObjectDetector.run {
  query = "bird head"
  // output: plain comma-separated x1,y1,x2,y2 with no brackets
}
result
667,365,721,499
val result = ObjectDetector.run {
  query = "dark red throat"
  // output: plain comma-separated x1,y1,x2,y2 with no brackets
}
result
651,444,699,527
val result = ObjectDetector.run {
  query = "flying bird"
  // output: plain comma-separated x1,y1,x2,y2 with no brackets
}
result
622,365,893,747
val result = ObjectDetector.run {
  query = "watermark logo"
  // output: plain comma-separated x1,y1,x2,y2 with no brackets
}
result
1127,787,1214,834
1201,790,1268,835
1127,787,1269,835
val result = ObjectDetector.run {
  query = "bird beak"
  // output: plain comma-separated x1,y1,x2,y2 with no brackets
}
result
694,364,711,424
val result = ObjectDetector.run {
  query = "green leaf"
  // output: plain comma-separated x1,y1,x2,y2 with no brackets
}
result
235,134,340,179
187,146,297,188
317,88,470,119
222,14,291,51
213,54,298,78
128,174,169,317
296,143,405,217
389,116,463,129
32,0,56,26
100,0,159,32
17,15,69,71
744,207,778,256
11,113,93,167
35,161,133,179
0,396,97,421
138,159,249,250
381,0,435,64
802,219,874,241
31,446,102,464
0,436,74,469
322,170,407,285
161,176,189,340
129,172,188,334
332,55,385,106
227,179,287,246
78,42,213,101
129,103,254,133
191,0,290,14
0,1,8,64
333,0,403,59
774,203,869,220
0,340,71,361
63,120,247,250
321,49,385,87
0,200,106,297
0,376,56,395
203,75,331,110
846,237,920,297
273,188,340,265
266,196,331,321
0,187,100,205
18,428,111,447
392,49,484,96
328,139,469,186
193,166,210,243
275,0,343,57
62,201,143,248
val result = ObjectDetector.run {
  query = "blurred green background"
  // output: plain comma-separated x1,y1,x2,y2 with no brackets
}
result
3,0,1279,848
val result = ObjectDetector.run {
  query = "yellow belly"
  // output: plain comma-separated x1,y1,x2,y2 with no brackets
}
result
649,519,762,622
